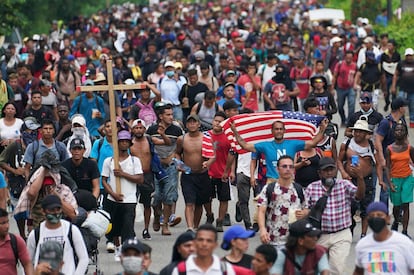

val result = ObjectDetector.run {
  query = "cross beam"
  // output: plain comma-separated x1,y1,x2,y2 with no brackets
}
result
76,59,146,194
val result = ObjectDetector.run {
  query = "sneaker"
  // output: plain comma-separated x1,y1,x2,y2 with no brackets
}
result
114,246,121,262
106,242,115,253
169,214,182,227
206,213,214,224
223,213,231,226
360,233,366,239
216,219,224,232
142,229,151,240
235,203,242,223
391,221,399,231
402,231,411,239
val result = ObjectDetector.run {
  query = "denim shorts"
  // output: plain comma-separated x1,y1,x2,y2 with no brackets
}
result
153,164,179,205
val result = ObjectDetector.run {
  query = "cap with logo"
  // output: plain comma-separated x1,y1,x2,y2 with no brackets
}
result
360,92,372,103
70,138,85,149
289,218,321,237
122,238,144,254
23,116,41,130
132,119,147,129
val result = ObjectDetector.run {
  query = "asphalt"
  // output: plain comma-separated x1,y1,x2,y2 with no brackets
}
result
12,94,414,275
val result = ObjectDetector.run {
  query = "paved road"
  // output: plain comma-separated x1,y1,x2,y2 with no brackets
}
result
12,94,414,274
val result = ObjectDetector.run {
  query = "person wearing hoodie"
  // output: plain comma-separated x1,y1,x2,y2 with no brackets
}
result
263,64,299,111
159,231,196,275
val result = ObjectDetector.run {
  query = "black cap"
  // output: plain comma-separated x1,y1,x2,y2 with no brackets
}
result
391,97,408,111
223,99,240,111
289,218,321,237
69,138,85,149
319,157,336,170
41,194,62,210
121,238,144,254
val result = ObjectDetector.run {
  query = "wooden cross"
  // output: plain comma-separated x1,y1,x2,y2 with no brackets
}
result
76,59,146,193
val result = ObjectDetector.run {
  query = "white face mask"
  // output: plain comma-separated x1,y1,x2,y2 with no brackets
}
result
72,127,85,137
122,256,143,274
127,64,135,68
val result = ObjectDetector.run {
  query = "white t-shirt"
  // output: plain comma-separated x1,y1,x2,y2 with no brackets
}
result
102,155,143,203
0,118,23,140
27,220,88,275
355,232,414,274
259,64,276,88
172,255,236,275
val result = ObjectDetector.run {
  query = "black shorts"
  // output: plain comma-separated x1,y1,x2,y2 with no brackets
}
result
211,177,231,201
136,173,155,208
181,171,212,205
352,174,375,218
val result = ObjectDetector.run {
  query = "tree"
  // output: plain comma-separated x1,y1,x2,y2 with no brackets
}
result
0,0,27,35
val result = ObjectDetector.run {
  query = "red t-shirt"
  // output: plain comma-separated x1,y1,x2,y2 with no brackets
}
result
334,61,357,89
0,233,31,275
290,66,312,99
237,74,261,111
202,130,231,178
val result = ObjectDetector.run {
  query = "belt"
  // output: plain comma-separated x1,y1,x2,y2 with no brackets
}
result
322,227,349,234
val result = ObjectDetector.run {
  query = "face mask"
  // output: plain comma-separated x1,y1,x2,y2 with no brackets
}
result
72,127,85,137
122,256,143,274
46,213,62,224
368,217,387,233
321,177,336,187
22,131,37,146
166,71,175,78
127,64,135,68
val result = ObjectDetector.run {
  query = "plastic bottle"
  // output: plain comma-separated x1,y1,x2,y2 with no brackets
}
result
172,158,192,174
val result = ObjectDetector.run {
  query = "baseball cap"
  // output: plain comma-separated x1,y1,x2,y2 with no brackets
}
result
226,70,236,76
23,116,41,130
366,201,388,215
405,48,414,56
319,157,336,170
41,194,62,210
360,92,372,103
186,114,200,122
71,114,86,126
221,225,255,250
391,97,409,111
69,138,85,150
223,99,240,111
85,68,96,76
289,218,321,238
194,50,205,60
132,119,147,129
164,61,175,68
42,176,55,186
122,238,144,254
39,79,52,87
224,82,235,89
38,241,64,270
118,130,132,141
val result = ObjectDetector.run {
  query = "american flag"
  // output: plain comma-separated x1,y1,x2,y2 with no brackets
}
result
222,111,326,153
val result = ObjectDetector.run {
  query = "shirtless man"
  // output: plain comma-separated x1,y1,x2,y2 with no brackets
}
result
130,119,155,240
175,114,213,231
337,118,381,237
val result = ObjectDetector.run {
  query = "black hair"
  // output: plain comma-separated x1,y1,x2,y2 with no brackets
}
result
0,208,7,218
277,155,294,167
196,224,218,241
204,91,216,100
187,69,198,76
214,111,227,119
41,118,55,129
345,50,354,56
271,120,285,129
1,102,17,118
141,243,152,255
31,90,42,97
303,97,319,111
255,244,277,264
315,59,324,65
394,122,408,137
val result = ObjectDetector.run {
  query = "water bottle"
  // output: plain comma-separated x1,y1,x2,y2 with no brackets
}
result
172,158,192,174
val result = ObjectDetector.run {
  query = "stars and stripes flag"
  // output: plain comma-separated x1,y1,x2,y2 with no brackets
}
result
222,111,326,154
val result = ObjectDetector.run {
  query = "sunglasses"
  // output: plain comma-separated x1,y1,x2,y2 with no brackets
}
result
313,79,324,83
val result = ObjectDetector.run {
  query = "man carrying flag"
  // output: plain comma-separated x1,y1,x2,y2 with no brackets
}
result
230,116,328,182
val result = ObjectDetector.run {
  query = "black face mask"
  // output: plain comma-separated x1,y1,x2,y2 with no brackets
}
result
368,217,387,233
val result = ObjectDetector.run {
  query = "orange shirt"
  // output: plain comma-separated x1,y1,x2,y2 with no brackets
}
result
389,145,412,178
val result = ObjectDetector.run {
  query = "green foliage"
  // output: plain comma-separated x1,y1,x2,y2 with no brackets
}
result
350,0,382,22
0,0,28,35
327,0,400,21
375,14,414,55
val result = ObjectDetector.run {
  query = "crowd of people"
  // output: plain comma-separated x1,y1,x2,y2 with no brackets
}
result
0,0,414,274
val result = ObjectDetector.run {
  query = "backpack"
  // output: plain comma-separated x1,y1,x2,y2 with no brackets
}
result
177,259,227,275
266,181,304,208
135,99,157,127
34,223,78,265
31,140,68,166
10,233,19,265
8,142,26,198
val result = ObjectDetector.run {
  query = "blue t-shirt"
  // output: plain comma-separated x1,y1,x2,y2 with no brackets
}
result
254,139,305,179
0,172,6,188
90,137,113,189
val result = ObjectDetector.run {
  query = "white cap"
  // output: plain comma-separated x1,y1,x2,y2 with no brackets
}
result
331,28,338,35
124,78,135,85
164,61,175,68
405,48,414,56
330,36,342,44
132,119,147,129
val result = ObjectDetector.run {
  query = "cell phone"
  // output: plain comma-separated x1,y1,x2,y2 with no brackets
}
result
351,155,359,166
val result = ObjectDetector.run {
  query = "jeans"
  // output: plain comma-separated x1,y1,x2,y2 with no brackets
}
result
153,164,179,205
380,173,389,208
396,91,414,123
237,173,252,226
336,87,355,124
173,105,183,122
